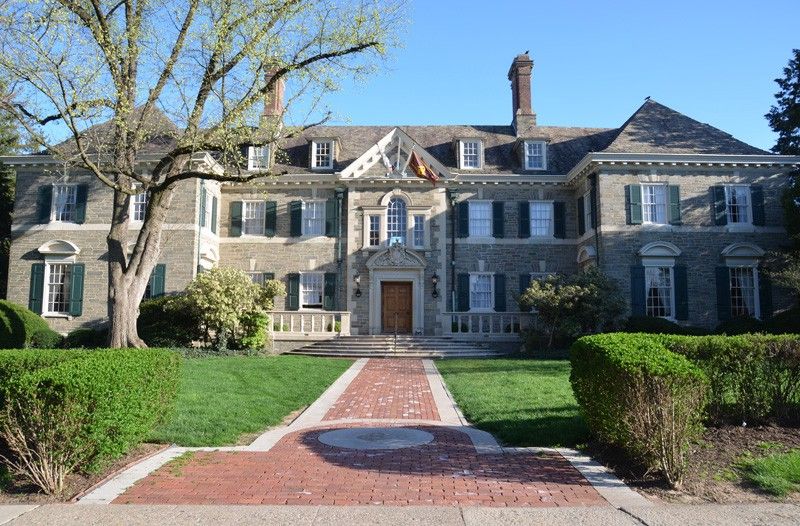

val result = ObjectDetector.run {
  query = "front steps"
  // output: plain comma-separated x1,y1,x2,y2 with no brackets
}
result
286,335,508,359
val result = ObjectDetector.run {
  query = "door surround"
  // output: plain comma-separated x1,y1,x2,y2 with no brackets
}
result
366,246,426,335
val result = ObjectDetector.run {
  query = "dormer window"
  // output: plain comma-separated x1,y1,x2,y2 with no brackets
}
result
459,140,482,170
247,145,270,171
524,140,547,170
311,140,334,170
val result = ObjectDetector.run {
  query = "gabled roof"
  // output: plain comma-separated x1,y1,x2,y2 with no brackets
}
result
602,99,769,156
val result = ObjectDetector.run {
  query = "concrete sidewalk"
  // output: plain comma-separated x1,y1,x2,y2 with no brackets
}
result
3,503,800,525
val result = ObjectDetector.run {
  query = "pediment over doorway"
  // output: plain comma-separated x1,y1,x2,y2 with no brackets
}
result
366,245,426,270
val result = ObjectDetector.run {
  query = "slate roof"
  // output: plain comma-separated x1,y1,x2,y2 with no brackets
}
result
41,99,772,175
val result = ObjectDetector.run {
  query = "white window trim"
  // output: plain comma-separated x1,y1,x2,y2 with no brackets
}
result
724,184,752,226
247,145,271,171
130,183,148,224
468,272,495,312
50,183,78,223
412,214,426,249
524,140,547,171
42,258,75,317
299,271,325,311
311,140,334,170
240,200,266,237
301,199,326,237
725,263,761,319
642,259,676,321
529,200,555,237
459,140,482,170
468,200,493,239
641,184,668,225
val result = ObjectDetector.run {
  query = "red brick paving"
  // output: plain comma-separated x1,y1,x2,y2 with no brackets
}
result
323,359,440,421
116,426,604,507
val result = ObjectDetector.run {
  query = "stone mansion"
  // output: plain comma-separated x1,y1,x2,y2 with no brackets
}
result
4,53,800,344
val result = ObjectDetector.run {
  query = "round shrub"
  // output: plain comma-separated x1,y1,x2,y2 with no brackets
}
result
0,300,62,349
63,327,108,349
138,295,203,347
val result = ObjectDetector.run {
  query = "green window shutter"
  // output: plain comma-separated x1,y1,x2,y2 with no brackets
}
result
668,185,682,225
492,201,505,238
323,272,337,310
211,196,218,233
674,265,688,321
494,274,506,312
264,201,277,237
626,185,642,225
75,184,88,224
751,185,765,226
150,264,166,298
28,263,45,314
69,263,85,317
286,273,300,311
577,197,585,235
262,272,275,281
518,201,530,238
630,265,646,316
199,186,207,227
553,201,566,239
519,273,531,296
712,186,728,225
289,201,302,237
759,269,773,319
37,185,52,223
325,198,338,237
589,185,597,229
229,201,242,237
457,273,470,312
457,201,469,238
715,266,731,322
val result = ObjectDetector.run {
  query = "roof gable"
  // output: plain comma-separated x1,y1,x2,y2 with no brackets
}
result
340,128,451,180
603,99,769,155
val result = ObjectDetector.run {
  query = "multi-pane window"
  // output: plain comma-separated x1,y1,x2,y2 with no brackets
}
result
725,185,751,224
368,215,381,246
247,145,270,171
730,266,758,318
645,266,673,318
642,185,667,224
530,201,553,236
524,141,546,170
583,191,593,230
469,274,493,310
312,141,333,169
387,198,407,245
248,272,266,286
300,273,323,308
46,263,72,314
132,190,147,222
460,141,480,169
468,201,492,237
413,215,425,247
53,185,77,222
302,201,325,236
242,201,266,235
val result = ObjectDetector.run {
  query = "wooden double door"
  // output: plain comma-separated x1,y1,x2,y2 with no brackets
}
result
381,281,413,334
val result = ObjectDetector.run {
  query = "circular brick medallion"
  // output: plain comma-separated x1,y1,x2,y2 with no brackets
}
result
318,427,434,450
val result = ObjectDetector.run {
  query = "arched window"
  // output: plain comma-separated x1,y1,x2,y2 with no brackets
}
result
387,198,407,245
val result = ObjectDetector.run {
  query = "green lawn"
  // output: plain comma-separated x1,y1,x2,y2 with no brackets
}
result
149,355,352,446
739,450,800,497
436,358,587,447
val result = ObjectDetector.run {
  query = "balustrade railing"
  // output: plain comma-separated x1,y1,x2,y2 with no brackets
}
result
269,311,351,338
443,312,536,339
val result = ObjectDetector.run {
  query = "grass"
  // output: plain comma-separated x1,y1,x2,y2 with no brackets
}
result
436,358,587,447
149,355,352,446
738,450,800,497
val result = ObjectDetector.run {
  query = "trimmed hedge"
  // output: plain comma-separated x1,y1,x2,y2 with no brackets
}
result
623,316,709,336
1,348,181,485
0,300,62,349
138,295,203,347
571,333,707,486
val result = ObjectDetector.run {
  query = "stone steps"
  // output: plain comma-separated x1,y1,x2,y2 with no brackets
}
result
286,336,507,359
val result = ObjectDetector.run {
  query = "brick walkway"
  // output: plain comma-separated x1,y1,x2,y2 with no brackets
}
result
323,359,439,421
113,359,608,507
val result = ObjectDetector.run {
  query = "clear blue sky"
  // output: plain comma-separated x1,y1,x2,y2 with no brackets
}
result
321,0,799,151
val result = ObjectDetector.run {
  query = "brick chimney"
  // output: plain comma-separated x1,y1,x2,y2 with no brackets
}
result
508,53,536,133
263,69,285,121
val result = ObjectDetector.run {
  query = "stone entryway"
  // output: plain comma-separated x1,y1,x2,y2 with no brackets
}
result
92,359,644,508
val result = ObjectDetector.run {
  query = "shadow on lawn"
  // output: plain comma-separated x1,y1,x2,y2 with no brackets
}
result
469,414,589,448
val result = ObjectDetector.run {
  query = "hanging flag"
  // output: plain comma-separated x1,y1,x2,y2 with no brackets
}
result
408,151,440,186
378,143,393,175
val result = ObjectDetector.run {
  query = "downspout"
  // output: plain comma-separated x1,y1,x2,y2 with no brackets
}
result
447,188,457,312
335,187,345,312
196,180,205,276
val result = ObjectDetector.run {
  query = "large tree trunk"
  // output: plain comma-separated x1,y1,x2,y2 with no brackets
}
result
106,183,177,348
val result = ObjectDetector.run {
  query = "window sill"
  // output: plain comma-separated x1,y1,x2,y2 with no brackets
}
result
42,313,72,320
725,224,755,233
468,309,496,313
